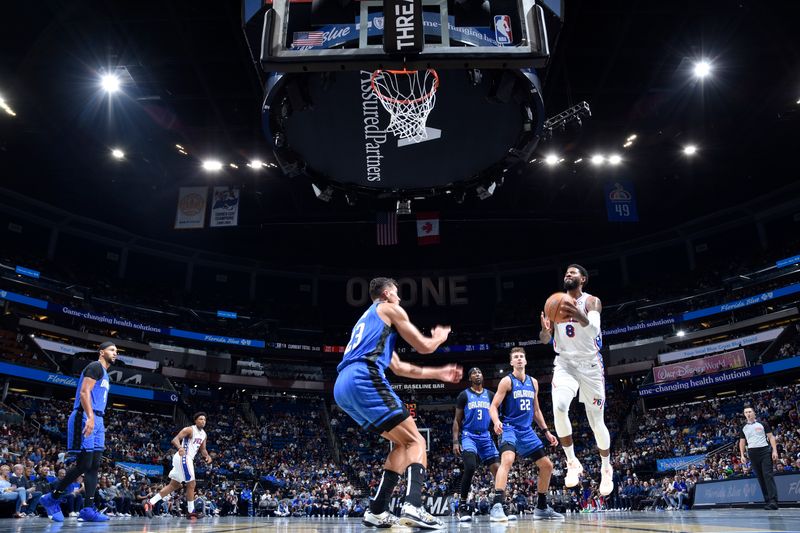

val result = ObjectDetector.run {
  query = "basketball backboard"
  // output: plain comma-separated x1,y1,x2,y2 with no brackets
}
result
257,0,549,72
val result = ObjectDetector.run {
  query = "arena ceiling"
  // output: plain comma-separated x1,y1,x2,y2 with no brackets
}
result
1,0,798,269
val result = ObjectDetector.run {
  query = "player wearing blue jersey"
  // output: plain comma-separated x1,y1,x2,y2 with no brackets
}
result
488,347,563,522
40,341,117,523
452,367,499,522
334,277,462,529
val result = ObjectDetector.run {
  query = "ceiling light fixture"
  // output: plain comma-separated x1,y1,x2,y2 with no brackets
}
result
202,160,223,171
590,154,605,166
693,60,712,79
683,144,698,156
111,148,125,159
101,73,121,93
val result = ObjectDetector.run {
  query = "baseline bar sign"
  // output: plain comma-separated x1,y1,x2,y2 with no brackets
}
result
383,0,424,53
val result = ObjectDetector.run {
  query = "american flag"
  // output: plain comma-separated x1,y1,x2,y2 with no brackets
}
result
376,212,398,246
291,31,325,47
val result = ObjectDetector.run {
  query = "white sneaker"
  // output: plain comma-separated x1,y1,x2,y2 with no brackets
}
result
362,510,400,528
399,502,444,530
565,459,583,488
69,512,79,517
599,464,613,496
489,503,507,522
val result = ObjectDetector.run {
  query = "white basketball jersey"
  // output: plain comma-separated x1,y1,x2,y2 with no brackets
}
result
182,425,207,461
552,291,602,360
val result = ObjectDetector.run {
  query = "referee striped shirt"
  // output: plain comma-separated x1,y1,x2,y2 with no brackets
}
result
740,420,772,449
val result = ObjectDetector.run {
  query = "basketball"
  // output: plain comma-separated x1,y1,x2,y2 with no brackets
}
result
544,292,575,324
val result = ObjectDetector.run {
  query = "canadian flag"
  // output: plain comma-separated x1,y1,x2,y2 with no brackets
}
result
416,212,440,245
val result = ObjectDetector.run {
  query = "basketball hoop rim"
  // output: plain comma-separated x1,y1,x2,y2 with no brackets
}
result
370,68,440,105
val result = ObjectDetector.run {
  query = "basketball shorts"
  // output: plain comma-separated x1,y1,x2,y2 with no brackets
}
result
461,431,499,464
169,452,195,483
499,425,544,459
67,410,105,453
334,361,409,434
552,354,606,408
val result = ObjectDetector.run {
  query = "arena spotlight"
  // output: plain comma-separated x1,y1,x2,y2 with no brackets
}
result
677,330,686,337
683,144,698,156
544,154,560,166
111,148,125,160
0,96,16,116
608,154,622,165
202,159,223,171
476,182,497,200
247,159,264,169
312,183,333,202
101,73,121,93
590,154,605,166
693,60,712,79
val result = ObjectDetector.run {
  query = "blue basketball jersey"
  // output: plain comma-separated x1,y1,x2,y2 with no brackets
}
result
463,388,493,433
502,373,535,428
337,302,397,372
72,361,110,414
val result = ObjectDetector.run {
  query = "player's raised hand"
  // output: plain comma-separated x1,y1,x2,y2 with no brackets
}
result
539,311,551,332
431,325,452,341
438,363,462,383
560,299,584,321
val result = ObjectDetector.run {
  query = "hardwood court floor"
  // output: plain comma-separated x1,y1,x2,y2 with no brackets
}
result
5,510,800,533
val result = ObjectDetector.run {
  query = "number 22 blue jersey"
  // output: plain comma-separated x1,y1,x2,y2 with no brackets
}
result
336,302,397,373
502,373,536,428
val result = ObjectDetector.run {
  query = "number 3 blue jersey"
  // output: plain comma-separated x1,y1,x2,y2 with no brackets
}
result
336,302,397,373
463,388,493,433
502,374,535,428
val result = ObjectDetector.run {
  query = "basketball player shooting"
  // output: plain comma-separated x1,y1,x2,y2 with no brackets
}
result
147,412,212,519
539,264,613,496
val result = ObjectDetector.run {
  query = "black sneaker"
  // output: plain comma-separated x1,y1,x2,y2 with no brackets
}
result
187,511,205,520
456,502,472,523
143,502,154,519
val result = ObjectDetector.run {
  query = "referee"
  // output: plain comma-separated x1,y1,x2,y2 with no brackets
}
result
738,406,779,510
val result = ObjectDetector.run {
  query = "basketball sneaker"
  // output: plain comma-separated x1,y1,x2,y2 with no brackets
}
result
533,506,565,520
143,502,154,519
399,502,445,529
489,503,507,522
455,502,472,522
600,464,614,496
565,459,583,488
187,511,205,520
362,510,400,528
40,493,64,522
77,507,109,522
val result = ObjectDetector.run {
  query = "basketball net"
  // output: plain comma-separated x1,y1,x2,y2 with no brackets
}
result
370,69,439,143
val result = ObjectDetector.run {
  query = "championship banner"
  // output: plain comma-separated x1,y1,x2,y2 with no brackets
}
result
209,187,240,227
653,349,747,383
174,187,208,229
605,180,639,222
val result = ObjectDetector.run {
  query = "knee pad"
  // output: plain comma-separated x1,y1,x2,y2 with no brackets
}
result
585,405,611,450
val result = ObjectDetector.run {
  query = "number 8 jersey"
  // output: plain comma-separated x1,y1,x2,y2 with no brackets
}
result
336,302,398,373
553,291,602,360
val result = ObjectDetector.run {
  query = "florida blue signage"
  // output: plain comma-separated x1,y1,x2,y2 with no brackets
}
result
217,310,238,319
656,454,706,472
0,361,178,403
116,462,164,477
694,473,800,506
15,266,41,279
605,181,639,222
776,254,800,269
